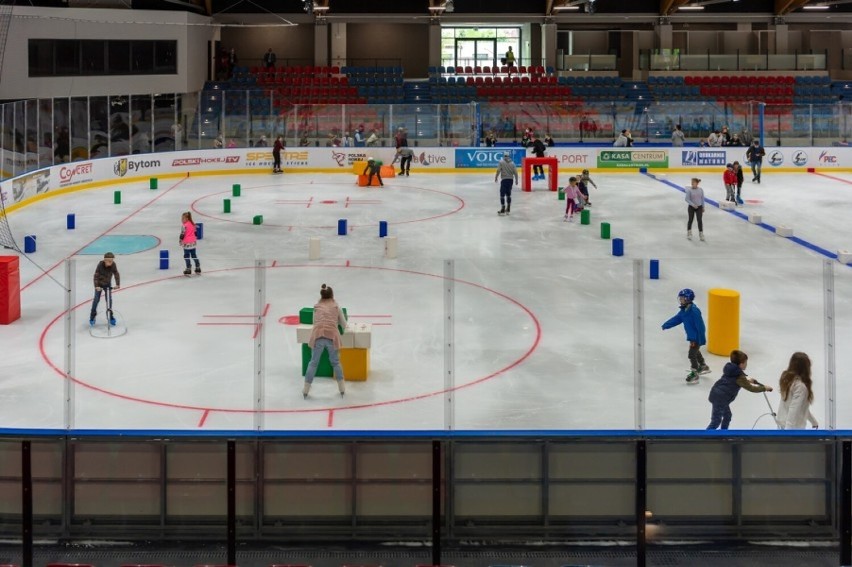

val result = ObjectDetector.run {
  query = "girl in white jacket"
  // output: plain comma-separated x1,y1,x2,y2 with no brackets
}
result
776,352,819,430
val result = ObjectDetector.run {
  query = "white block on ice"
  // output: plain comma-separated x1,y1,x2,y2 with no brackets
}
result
775,225,794,238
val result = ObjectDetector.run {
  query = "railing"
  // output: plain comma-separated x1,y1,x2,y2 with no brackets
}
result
641,49,829,71
560,53,618,71
1,94,851,180
0,432,849,565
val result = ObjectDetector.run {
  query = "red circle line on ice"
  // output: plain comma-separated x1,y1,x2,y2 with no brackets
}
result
190,181,465,229
39,263,542,416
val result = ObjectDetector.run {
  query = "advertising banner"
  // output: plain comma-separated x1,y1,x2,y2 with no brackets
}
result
597,150,669,169
455,148,526,168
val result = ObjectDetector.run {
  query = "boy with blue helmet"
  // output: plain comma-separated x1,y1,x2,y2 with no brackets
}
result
662,288,710,383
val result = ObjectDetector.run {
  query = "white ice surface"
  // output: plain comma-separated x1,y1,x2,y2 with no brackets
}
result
1,169,851,431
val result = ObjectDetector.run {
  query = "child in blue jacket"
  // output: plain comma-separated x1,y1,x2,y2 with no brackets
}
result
662,288,710,383
707,350,772,429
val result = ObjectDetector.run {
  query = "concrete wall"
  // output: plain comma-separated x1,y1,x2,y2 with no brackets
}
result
347,23,428,77
0,7,215,99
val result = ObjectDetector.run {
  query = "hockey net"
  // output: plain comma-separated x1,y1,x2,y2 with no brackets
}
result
0,184,21,252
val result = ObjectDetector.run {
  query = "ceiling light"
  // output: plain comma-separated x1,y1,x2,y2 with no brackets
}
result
802,4,829,8
553,5,580,10
678,5,705,9
444,0,454,12
312,4,329,9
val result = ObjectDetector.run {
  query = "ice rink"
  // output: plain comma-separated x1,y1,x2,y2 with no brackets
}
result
1,164,851,431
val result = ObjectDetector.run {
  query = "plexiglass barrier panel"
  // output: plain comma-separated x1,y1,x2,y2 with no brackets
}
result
452,259,636,430
645,258,828,430
836,262,852,429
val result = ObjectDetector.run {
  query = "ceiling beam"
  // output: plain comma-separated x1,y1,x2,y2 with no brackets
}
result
775,0,813,14
545,0,555,15
661,0,692,15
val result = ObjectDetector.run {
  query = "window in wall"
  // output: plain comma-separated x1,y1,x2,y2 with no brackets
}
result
28,39,53,76
108,40,131,74
440,26,521,69
28,39,177,77
55,40,80,75
81,40,106,75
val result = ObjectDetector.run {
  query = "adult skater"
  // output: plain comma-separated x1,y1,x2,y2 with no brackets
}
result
776,352,819,430
661,288,709,384
494,151,518,216
746,139,765,183
272,135,283,173
303,284,348,398
529,134,547,181
706,350,772,430
180,211,201,276
684,177,705,242
397,145,414,176
89,252,120,327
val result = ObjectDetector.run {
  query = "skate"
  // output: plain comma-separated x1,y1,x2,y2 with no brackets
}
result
183,268,191,276
405,171,410,176
737,197,744,205
89,318,95,327
109,317,117,327
687,230,692,240
563,215,569,222
686,370,700,384
698,364,712,375
699,232,705,242
505,206,510,215
302,381,311,399
498,207,506,216
399,170,405,176
195,267,202,275
585,201,592,207
338,379,346,397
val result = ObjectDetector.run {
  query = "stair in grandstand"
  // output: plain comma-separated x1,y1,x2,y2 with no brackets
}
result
404,80,432,103
621,81,654,103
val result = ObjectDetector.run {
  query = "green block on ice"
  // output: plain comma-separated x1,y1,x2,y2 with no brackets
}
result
601,222,611,239
558,189,565,201
233,184,241,197
253,215,263,225
302,343,335,377
149,178,158,190
581,209,590,225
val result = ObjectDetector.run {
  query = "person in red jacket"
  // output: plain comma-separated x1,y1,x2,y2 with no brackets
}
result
723,163,737,204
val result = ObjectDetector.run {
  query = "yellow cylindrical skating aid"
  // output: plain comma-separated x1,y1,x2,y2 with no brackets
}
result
707,288,740,356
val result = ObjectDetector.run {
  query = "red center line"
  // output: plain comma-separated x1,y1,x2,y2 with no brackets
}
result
306,196,314,208
197,322,256,326
327,409,334,427
812,171,852,185
22,176,189,292
349,315,392,318
203,314,257,318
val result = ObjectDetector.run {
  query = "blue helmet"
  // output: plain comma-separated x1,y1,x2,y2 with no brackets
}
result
678,288,695,302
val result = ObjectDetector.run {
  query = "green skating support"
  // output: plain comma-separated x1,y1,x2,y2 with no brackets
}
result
232,184,241,197
224,199,231,213
299,306,348,377
581,209,590,225
149,178,158,190
601,222,611,239
558,187,565,201
302,343,335,377
253,215,263,225
113,190,121,204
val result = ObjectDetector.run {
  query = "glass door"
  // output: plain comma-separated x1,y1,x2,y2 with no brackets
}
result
455,39,496,69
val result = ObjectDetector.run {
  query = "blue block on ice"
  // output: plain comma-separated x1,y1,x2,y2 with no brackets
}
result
650,259,659,279
66,213,75,230
338,219,348,236
24,235,36,253
379,220,388,238
612,238,624,257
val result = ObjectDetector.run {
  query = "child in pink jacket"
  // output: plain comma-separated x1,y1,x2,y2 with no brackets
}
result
180,211,201,276
562,176,583,222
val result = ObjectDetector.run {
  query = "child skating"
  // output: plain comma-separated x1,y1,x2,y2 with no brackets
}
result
562,176,583,222
180,211,201,276
707,350,772,429
723,163,737,204
579,169,597,207
733,161,744,205
89,252,120,327
684,177,705,242
661,288,710,384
